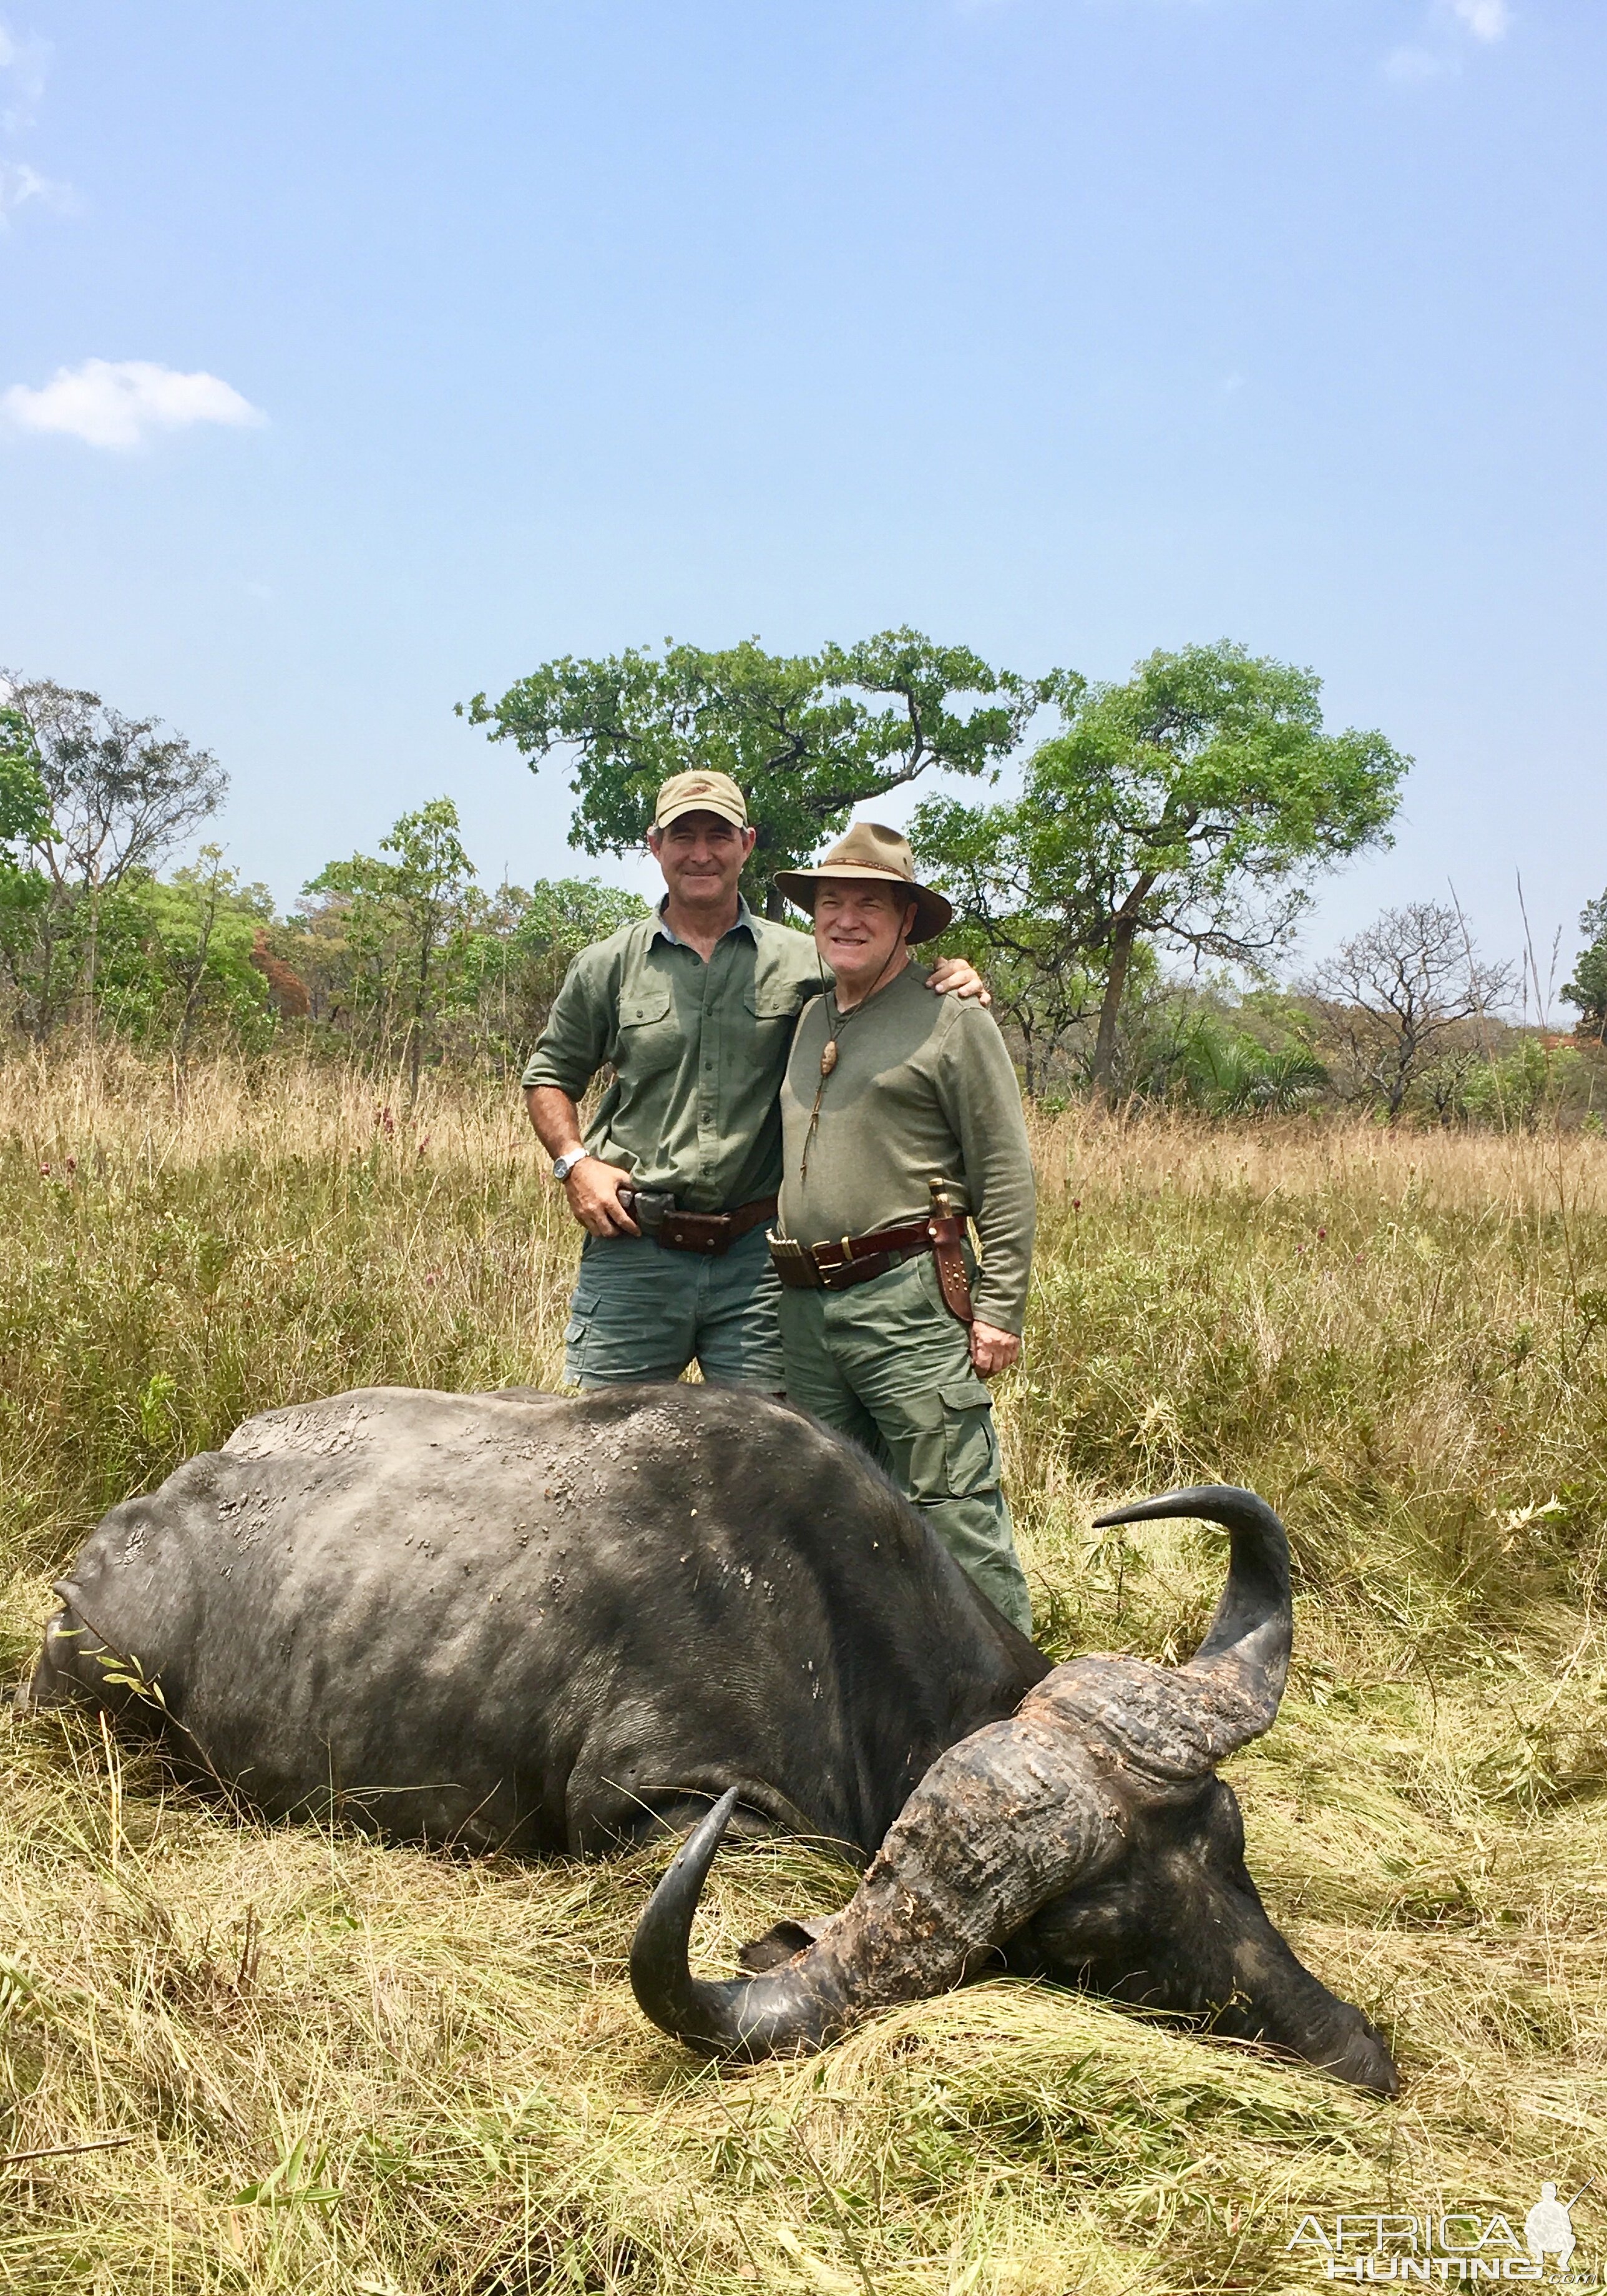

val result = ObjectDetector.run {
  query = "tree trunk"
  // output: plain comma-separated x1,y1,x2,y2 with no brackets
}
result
406,931,431,1114
1384,1025,1420,1123
83,882,101,1052
765,884,786,924
175,876,222,1063
33,905,63,1041
1091,914,1140,1105
1020,1022,1038,1103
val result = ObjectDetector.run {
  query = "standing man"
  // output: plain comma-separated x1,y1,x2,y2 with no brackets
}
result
768,823,1036,1633
524,773,984,1391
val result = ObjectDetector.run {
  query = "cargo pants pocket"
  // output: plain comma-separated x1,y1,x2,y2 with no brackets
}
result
562,1312,591,1383
905,1376,1001,1503
937,1377,1002,1495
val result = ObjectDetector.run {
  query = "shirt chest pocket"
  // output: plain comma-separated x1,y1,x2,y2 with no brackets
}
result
744,982,803,1052
613,984,680,1078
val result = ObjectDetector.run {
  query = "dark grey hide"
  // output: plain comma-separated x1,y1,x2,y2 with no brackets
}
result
21,1383,1397,2095
21,1384,1040,1858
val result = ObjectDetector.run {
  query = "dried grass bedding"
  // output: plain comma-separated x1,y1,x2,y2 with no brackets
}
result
2,1054,1605,2294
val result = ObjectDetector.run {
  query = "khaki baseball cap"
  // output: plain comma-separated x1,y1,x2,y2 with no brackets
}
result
773,821,953,944
653,770,749,831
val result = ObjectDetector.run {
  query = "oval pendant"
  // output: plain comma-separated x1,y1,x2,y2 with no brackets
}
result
820,1039,839,1077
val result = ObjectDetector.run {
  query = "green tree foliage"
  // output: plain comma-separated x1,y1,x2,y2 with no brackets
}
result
293,794,647,1086
462,632,1065,918
1563,892,1607,1043
916,642,1409,1098
1151,1008,1327,1115
0,705,52,1022
1455,1036,1591,1130
89,854,276,1050
144,851,276,1050
0,704,51,849
0,675,227,1036
932,899,1104,1102
456,876,647,1062
918,783,1115,1100
301,799,479,1106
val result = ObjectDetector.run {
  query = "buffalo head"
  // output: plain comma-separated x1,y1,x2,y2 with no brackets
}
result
630,1486,1397,2096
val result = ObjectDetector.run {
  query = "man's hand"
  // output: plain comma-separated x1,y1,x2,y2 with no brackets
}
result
565,1156,642,1238
527,1087,641,1237
927,955,991,1007
970,1320,1020,1379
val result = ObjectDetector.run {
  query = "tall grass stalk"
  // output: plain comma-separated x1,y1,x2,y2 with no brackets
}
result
2,1052,1606,2293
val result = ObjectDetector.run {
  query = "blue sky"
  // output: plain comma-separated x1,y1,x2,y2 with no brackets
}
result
1,1,1601,999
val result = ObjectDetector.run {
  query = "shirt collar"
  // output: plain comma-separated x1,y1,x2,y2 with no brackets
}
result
652,894,758,948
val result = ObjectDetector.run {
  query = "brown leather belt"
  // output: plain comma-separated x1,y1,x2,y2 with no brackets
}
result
769,1214,975,1322
651,1194,778,1255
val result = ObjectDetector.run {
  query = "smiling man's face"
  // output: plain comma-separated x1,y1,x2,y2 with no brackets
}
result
648,811,757,914
811,878,917,1000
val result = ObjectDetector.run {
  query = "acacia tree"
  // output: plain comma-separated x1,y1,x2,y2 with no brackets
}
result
462,631,1067,919
1306,902,1512,1120
0,675,227,1035
1562,891,1607,1043
916,642,1408,1100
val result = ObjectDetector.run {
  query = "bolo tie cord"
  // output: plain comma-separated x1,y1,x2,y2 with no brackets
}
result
798,933,906,1184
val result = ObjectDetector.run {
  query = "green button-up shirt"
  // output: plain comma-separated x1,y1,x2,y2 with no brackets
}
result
521,899,826,1211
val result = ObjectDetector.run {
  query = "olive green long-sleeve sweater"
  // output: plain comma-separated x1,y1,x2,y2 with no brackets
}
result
776,962,1036,1335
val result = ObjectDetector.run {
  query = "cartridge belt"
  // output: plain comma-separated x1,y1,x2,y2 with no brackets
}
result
768,1215,973,1317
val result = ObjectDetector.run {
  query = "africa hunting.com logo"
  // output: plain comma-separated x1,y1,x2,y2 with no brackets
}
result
1287,2182,1598,2284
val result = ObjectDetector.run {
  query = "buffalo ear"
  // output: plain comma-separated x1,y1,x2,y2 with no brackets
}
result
738,1917,826,1975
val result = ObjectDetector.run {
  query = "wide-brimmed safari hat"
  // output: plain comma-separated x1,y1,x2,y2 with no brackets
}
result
773,822,952,944
653,770,749,831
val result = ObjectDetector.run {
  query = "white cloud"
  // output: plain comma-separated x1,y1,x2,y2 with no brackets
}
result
1450,0,1510,38
1,358,267,449
1386,0,1512,83
0,156,69,222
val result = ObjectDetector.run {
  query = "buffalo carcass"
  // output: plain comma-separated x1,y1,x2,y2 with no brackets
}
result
19,1382,1396,2094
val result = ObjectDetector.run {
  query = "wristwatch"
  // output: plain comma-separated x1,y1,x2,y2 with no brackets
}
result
552,1149,592,1183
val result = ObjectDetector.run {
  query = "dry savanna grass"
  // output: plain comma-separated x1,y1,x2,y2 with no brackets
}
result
2,1047,1606,2294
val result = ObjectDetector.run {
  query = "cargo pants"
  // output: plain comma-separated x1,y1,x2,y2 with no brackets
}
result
564,1224,785,1391
776,1248,1033,1635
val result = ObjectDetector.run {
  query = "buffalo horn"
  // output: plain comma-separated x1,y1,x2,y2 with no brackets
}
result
632,1486,1296,2061
631,1716,1115,2059
628,1789,857,2059
1090,1483,1293,1751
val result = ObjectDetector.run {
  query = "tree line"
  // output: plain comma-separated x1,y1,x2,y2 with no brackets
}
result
4,645,1605,1125
0,676,644,1097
